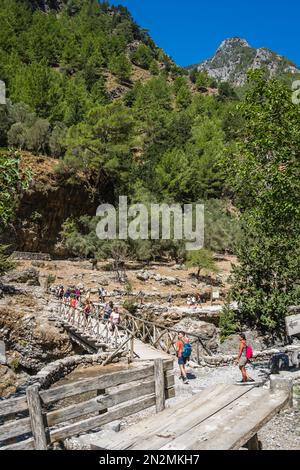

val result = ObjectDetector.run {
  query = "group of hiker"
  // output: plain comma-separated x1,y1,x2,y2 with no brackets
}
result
176,331,254,385
186,295,202,307
56,286,254,384
56,285,120,330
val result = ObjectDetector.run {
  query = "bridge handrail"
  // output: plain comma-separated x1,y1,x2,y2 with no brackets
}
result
122,310,212,357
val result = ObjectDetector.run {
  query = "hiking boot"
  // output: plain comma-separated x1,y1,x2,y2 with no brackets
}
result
183,378,189,384
247,378,255,383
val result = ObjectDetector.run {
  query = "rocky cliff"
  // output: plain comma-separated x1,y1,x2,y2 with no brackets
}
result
190,37,300,86
1,153,113,257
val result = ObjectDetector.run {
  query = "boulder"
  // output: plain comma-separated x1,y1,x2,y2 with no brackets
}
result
174,318,219,352
136,271,150,282
219,330,266,355
162,277,178,286
5,268,40,286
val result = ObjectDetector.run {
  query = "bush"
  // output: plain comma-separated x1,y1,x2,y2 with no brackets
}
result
219,304,241,341
123,299,138,315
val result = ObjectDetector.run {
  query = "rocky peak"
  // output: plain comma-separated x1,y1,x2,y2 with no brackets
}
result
191,37,300,87
218,37,250,52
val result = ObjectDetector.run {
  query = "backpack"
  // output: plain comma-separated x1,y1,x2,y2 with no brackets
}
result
182,341,192,359
246,344,253,360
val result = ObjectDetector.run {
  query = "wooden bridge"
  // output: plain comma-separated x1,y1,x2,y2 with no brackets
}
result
54,302,211,363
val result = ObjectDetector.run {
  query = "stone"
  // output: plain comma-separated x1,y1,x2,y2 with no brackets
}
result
219,330,266,355
162,277,178,286
270,375,294,407
103,420,121,433
174,318,219,352
5,267,40,286
136,271,150,282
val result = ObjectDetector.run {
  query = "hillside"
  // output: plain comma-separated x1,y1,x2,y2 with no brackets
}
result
188,37,300,86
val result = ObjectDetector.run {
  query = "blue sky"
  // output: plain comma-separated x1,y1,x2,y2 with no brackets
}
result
109,0,300,67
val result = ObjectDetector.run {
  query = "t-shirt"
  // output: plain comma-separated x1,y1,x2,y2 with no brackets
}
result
176,339,186,358
110,312,120,324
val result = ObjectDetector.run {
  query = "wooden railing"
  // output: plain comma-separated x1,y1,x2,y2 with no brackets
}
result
59,303,127,349
122,311,212,363
57,302,212,362
0,359,174,450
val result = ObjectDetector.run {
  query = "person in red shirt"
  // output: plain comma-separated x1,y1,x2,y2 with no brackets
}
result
176,331,189,384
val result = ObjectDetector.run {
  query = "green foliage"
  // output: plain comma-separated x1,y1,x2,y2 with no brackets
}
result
123,299,138,314
0,151,30,227
132,44,153,69
186,249,219,278
0,151,30,275
109,53,132,83
219,304,241,341
223,70,300,333
0,245,15,275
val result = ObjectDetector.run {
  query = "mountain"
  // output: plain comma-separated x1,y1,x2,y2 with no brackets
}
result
188,37,300,86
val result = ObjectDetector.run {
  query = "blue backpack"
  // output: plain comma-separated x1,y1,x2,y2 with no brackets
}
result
182,341,192,359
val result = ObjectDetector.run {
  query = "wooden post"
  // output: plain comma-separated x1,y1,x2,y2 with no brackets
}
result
246,434,262,450
129,336,134,363
26,385,47,450
154,359,165,413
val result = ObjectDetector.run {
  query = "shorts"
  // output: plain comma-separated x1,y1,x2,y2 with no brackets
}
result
178,356,187,366
238,357,248,367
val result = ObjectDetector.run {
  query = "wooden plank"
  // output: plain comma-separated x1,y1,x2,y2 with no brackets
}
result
162,388,288,450
0,396,28,417
154,359,165,413
49,395,156,443
26,385,47,450
47,373,175,427
0,417,31,441
91,383,237,450
40,365,155,404
0,438,35,451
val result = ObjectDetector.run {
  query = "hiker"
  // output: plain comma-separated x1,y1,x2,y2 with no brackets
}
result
103,301,113,323
58,286,64,300
64,288,71,304
236,333,254,383
83,299,92,321
98,287,106,303
70,295,77,310
74,288,81,302
176,331,192,385
110,306,120,332
167,293,173,304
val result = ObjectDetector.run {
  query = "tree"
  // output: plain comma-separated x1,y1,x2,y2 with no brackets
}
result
0,151,31,275
26,118,50,153
186,249,219,279
196,71,211,90
109,53,132,83
224,70,300,334
132,44,153,69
